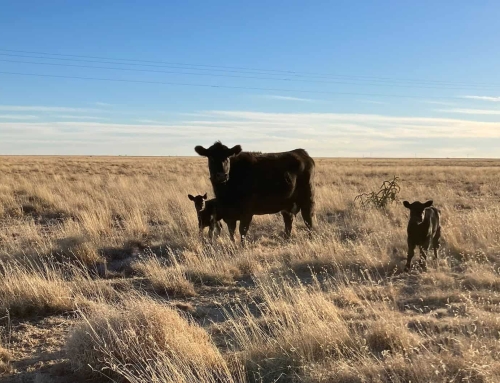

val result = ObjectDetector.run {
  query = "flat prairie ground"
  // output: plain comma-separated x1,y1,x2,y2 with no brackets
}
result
0,156,499,383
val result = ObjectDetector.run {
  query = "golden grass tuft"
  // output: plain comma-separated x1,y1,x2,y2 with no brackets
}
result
55,236,103,267
0,260,75,317
462,268,500,291
0,343,12,375
131,256,197,297
0,259,120,318
224,276,359,381
365,318,420,355
66,296,236,383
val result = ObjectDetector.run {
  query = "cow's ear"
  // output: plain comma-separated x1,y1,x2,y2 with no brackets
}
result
195,145,209,157
424,200,433,208
403,201,411,209
203,193,207,199
188,194,195,201
228,145,242,156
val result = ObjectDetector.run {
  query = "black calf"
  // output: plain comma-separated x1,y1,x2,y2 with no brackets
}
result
403,200,441,271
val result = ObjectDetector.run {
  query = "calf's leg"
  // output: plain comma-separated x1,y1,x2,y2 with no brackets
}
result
432,226,441,259
405,241,416,272
418,246,428,271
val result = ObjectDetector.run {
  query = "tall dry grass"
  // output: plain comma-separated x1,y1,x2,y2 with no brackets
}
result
66,295,238,383
0,156,499,382
0,339,11,375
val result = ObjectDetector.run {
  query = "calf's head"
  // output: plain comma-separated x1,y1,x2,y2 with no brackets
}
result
403,200,433,224
194,141,242,184
188,193,207,212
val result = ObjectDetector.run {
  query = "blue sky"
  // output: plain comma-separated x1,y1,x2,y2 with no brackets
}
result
1,1,500,156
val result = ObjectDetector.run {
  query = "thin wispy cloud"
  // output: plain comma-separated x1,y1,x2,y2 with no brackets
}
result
420,100,456,106
358,100,387,105
461,95,500,102
94,102,114,107
262,95,317,102
55,115,110,120
436,108,500,115
0,105,97,112
136,119,169,124
0,114,38,120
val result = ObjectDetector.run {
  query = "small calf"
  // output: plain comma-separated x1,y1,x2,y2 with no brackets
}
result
403,200,441,271
188,193,222,238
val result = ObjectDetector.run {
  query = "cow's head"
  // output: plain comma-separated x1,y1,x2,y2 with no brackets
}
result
194,141,242,184
188,193,207,212
403,200,433,224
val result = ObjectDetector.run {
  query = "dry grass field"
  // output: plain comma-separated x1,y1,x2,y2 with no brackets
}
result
1,155,499,383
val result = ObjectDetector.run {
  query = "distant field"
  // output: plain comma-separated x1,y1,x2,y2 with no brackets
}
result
1,156,499,382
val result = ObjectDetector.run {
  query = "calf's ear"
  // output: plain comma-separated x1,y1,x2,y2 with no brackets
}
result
228,145,242,156
403,201,411,209
424,200,433,208
188,194,195,201
195,145,209,157
203,193,207,199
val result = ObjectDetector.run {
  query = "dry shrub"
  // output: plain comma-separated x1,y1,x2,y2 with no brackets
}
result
66,297,236,383
131,257,197,297
355,176,401,209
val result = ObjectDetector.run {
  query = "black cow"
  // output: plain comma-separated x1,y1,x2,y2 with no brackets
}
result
403,200,441,271
194,141,315,245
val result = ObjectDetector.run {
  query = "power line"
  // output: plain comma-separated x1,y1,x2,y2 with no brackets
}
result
0,48,302,75
0,70,465,100
3,58,500,91
0,52,299,77
0,48,497,88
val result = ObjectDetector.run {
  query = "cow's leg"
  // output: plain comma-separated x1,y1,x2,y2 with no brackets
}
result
405,241,416,272
300,199,315,235
239,215,253,247
281,211,294,239
225,219,237,243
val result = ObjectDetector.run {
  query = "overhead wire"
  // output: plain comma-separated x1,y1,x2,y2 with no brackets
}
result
3,58,500,91
0,48,498,89
0,70,470,100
